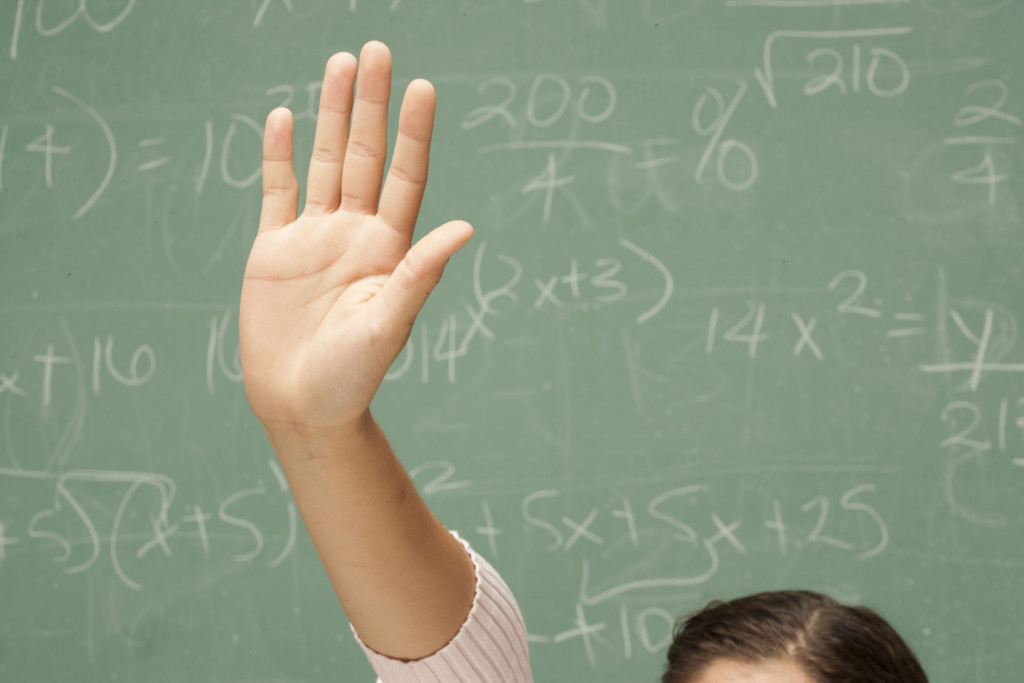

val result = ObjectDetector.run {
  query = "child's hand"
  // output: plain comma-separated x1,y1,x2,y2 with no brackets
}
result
239,41,472,434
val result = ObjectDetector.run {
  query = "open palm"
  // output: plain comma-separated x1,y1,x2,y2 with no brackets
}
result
239,42,472,431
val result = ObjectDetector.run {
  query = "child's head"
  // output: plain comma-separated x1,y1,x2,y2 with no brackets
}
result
663,590,928,683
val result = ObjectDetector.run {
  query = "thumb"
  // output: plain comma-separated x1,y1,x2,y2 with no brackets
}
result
379,220,474,328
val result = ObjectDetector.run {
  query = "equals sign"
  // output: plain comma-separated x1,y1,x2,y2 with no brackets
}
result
136,137,169,171
887,313,925,338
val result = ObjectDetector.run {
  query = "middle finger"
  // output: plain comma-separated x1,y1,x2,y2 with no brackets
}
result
340,41,392,215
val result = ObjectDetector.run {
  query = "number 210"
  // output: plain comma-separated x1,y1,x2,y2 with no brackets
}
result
804,44,910,98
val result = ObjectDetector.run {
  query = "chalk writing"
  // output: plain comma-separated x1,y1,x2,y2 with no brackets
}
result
462,74,617,131
513,482,888,561
940,397,1024,466
755,27,913,108
4,5,1022,680
0,460,297,589
384,239,672,383
511,481,890,667
692,80,758,191
1,89,269,222
9,0,134,60
946,80,1020,206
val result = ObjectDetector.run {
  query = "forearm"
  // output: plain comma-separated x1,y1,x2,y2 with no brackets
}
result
242,41,483,668
267,412,476,661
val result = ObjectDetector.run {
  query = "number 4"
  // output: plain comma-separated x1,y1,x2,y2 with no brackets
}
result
952,150,1008,206
522,153,575,223
26,125,71,188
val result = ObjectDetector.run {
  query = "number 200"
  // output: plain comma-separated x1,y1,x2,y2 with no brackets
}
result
462,74,617,130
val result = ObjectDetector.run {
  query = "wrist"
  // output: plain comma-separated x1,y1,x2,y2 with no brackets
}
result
262,411,382,463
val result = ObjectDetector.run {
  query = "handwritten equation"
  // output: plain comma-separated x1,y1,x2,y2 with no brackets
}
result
3,44,1016,229
2,3,1021,679
0,88,266,221
3,264,1022,469
407,465,891,667
0,460,297,591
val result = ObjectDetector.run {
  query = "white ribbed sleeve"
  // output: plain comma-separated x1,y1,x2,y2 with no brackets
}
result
353,533,533,683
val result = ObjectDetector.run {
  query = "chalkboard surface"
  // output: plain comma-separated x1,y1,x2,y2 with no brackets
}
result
1,2,1022,681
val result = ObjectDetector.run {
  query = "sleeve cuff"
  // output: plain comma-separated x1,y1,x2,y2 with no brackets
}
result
351,531,532,683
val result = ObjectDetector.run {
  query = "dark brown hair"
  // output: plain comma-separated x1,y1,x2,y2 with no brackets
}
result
663,590,928,683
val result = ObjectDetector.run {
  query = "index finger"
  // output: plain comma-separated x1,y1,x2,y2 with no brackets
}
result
378,79,435,238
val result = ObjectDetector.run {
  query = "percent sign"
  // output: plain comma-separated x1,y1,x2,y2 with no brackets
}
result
693,80,759,191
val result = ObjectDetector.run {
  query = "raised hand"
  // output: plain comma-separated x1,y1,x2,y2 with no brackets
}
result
237,43,478,661
240,41,472,433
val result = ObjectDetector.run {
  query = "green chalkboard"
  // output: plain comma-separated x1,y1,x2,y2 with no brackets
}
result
1,1,1022,681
